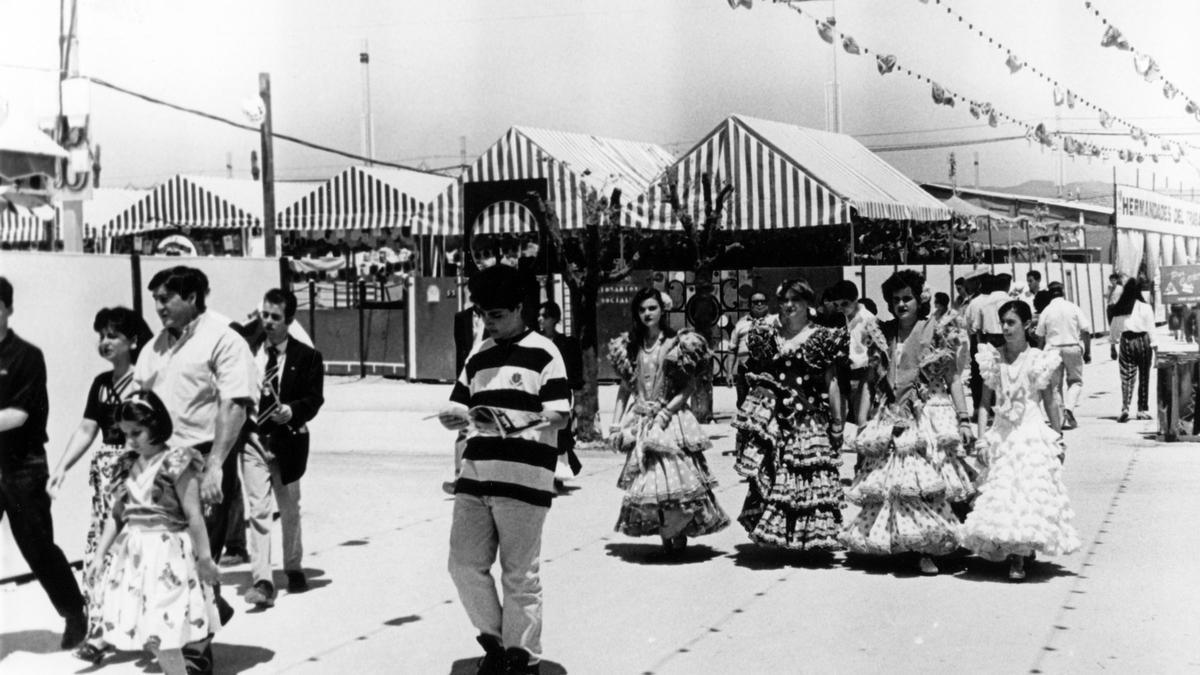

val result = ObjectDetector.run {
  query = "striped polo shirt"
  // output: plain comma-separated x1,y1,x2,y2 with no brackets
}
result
449,329,571,507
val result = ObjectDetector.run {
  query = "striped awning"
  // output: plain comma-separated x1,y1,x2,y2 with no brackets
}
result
423,126,676,236
0,208,55,243
277,165,454,234
637,115,951,230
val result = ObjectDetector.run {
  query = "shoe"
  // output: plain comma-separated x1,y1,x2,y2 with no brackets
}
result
475,634,504,675
918,555,939,576
1117,411,1130,423
286,571,308,593
1062,410,1077,430
1007,554,1026,582
219,548,249,566
73,642,110,665
1136,411,1152,421
215,593,235,625
502,647,539,675
61,611,86,649
244,580,276,608
553,478,567,494
442,480,457,496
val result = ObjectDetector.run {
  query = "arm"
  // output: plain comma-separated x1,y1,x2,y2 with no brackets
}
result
201,398,248,504
176,467,220,585
47,419,101,497
950,375,975,445
1041,383,1063,434
88,514,120,584
975,385,993,442
277,350,325,426
611,382,631,429
655,380,696,429
825,366,844,426
0,408,29,433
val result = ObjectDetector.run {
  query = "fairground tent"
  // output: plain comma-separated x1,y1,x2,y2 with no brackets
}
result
276,165,454,235
422,126,676,236
637,115,951,230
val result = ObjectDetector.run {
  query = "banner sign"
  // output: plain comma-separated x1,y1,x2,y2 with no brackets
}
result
1160,264,1200,305
1115,185,1200,237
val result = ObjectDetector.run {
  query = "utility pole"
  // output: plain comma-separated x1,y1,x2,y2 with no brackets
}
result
824,0,842,133
57,0,85,252
360,40,375,165
460,135,467,171
259,73,277,257
973,151,980,189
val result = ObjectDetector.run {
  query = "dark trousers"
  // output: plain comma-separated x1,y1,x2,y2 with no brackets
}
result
223,467,247,554
735,362,751,409
0,457,84,619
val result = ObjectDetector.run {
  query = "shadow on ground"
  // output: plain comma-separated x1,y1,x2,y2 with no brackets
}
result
221,567,330,596
728,544,838,571
604,542,723,565
953,557,1076,584
0,629,59,662
449,656,568,674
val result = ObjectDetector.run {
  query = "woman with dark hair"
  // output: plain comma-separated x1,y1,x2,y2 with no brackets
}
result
1109,279,1156,422
840,270,975,575
962,300,1078,581
609,288,729,553
46,307,153,661
734,278,847,553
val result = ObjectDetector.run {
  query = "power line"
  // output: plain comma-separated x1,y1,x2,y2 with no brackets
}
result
87,76,455,176
868,134,1028,152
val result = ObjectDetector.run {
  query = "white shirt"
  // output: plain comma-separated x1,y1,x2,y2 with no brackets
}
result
1111,301,1157,344
134,311,259,448
255,338,289,390
730,313,778,361
968,291,1010,334
846,307,877,369
1036,297,1091,348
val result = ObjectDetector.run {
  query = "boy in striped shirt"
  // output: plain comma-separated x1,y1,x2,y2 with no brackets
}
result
439,264,570,675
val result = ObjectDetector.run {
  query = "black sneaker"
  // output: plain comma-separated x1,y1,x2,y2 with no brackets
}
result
1062,410,1077,430
215,593,235,625
475,634,504,675
60,611,87,649
286,570,308,593
502,647,539,675
244,580,276,608
1118,411,1130,423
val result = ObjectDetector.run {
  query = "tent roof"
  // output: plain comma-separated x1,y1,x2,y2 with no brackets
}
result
512,126,676,197
278,165,455,232
941,194,994,218
731,115,951,222
0,109,66,180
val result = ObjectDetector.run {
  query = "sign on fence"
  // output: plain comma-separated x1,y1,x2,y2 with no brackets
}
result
1160,265,1200,305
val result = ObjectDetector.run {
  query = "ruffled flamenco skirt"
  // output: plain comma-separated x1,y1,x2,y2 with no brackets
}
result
738,415,843,551
839,404,961,557
614,408,730,539
96,527,220,651
960,416,1080,561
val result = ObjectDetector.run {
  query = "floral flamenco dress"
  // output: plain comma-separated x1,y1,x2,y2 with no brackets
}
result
960,345,1081,562
736,324,847,551
840,318,972,557
96,447,220,652
610,331,730,540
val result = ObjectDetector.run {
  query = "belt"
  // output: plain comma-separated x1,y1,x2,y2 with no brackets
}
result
1122,331,1148,339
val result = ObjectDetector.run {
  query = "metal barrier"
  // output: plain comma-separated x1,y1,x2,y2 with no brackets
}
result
295,279,410,378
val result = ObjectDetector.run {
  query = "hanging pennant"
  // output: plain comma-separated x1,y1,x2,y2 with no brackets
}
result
1098,110,1114,128
842,36,861,55
817,17,836,44
1133,52,1161,82
726,0,752,7
1052,86,1065,107
1065,90,1076,109
1005,52,1023,73
875,53,897,75
1100,25,1131,51
969,101,982,119
1163,81,1179,100
1186,100,1199,116
931,82,955,107
1172,144,1183,162
988,110,999,128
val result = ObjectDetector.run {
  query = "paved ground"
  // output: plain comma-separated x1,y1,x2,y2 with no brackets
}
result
3,335,1200,674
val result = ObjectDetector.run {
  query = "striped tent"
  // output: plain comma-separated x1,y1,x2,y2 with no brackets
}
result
638,115,951,230
277,165,454,234
80,188,150,239
423,126,676,235
0,207,55,243
98,175,319,236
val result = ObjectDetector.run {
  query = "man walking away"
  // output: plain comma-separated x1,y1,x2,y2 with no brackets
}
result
1036,282,1091,431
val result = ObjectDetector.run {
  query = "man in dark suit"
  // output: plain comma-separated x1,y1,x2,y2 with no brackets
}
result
538,301,583,482
242,289,325,608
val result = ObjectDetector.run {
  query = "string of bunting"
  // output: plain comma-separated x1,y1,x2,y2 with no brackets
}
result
776,1,1177,165
1082,1,1200,125
912,0,1196,158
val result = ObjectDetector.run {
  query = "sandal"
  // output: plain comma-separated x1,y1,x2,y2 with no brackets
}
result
1007,554,1026,581
73,642,109,665
918,555,939,576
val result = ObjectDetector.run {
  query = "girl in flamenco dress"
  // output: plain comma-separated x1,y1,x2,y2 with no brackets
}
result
962,300,1080,581
609,288,730,553
839,270,977,575
736,278,847,554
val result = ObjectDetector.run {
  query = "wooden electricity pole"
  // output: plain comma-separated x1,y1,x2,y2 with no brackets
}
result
259,72,277,257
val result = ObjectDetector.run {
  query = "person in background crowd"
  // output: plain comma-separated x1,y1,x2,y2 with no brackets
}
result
241,289,325,609
440,264,571,675
1106,272,1126,360
0,277,88,651
932,291,951,324
1036,282,1091,432
1168,303,1186,342
730,290,776,409
537,301,583,487
134,266,258,674
46,307,153,663
1019,270,1043,311
952,277,969,311
815,288,847,329
962,269,993,410
964,300,1078,581
829,280,875,428
1110,279,1156,423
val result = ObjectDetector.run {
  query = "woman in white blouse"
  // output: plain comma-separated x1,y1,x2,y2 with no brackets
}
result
1109,279,1156,423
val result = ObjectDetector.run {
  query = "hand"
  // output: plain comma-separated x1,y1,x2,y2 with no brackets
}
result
196,556,220,585
438,411,469,430
655,409,671,430
268,404,293,424
1083,352,1092,364
958,420,976,446
200,466,224,505
46,470,66,499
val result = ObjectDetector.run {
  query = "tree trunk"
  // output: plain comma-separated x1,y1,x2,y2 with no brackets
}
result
689,278,717,423
571,279,604,443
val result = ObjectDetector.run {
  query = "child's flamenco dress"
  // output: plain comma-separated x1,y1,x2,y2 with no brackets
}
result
960,345,1081,561
734,323,847,551
840,318,975,556
610,331,730,540
96,447,220,651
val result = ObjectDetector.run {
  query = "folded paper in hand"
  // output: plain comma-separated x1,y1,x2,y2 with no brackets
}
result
468,406,547,438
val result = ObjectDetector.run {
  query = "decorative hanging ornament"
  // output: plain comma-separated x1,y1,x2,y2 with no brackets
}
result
1133,52,1161,82
1053,86,1065,107
1186,100,1199,116
1098,110,1114,128
875,54,897,75
931,82,955,107
1065,90,1076,109
1163,81,1179,100
969,101,982,119
726,0,752,8
817,17,836,44
1005,52,1023,74
1100,25,1131,51
842,36,861,55
988,110,999,128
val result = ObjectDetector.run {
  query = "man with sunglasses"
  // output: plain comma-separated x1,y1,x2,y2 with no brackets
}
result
0,277,87,650
730,291,775,409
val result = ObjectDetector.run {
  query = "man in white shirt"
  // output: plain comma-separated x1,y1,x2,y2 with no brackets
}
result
1036,282,1092,430
829,280,876,422
963,270,1003,410
1019,270,1042,310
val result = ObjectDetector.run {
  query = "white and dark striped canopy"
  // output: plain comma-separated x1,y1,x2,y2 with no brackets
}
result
423,126,676,236
277,165,454,234
638,115,951,230
0,208,54,243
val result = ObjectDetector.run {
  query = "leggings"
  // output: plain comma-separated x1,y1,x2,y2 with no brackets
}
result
1119,332,1152,412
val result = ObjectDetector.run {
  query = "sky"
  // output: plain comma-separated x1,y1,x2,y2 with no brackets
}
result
3,0,1200,199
